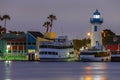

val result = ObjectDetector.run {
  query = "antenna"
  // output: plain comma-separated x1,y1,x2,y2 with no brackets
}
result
60,26,64,35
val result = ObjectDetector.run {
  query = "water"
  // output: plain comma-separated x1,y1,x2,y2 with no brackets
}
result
0,61,120,80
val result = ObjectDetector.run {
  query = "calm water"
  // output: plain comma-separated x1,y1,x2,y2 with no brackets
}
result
0,61,120,80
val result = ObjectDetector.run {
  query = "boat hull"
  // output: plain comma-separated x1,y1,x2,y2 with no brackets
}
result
111,54,120,62
79,51,111,62
40,57,76,62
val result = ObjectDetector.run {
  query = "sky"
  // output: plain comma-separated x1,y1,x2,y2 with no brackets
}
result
0,0,120,39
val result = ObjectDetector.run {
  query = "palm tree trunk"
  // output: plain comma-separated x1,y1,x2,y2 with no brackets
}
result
50,20,53,32
46,26,49,32
4,19,6,28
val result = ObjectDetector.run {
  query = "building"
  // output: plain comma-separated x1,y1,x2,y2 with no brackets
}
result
26,31,44,53
90,9,103,48
0,33,26,56
26,31,57,54
106,36,120,53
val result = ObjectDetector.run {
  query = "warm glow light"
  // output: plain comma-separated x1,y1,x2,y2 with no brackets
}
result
87,32,91,37
84,66,92,70
7,45,10,49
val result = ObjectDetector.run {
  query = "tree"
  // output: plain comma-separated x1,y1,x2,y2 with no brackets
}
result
43,21,51,32
0,15,3,21
47,14,56,32
0,25,6,35
102,29,116,46
102,29,116,37
73,38,90,50
2,14,10,28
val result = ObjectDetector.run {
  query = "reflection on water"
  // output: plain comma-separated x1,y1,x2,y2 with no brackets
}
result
4,61,12,80
80,75,107,80
0,62,120,80
80,63,107,80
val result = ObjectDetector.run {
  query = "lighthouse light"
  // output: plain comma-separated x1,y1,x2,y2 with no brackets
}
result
93,15,100,19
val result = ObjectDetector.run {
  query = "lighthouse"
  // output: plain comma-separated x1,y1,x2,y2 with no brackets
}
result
79,10,111,62
90,10,103,49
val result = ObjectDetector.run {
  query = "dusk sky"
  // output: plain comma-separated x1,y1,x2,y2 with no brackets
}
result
0,0,120,39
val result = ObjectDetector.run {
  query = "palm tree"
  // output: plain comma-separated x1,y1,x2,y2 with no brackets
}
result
43,21,51,32
0,15,3,21
0,25,6,35
0,15,2,21
47,14,56,32
2,14,10,28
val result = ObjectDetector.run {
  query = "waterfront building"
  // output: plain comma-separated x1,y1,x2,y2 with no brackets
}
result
26,31,57,53
26,31,56,61
106,36,120,61
26,31,44,53
106,36,120,52
0,33,26,56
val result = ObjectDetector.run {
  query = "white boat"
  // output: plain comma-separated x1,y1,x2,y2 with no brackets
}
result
39,36,76,61
80,48,111,61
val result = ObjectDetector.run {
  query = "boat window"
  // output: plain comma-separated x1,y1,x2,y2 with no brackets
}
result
80,52,96,55
69,52,74,54
56,52,58,55
53,52,55,55
48,52,51,55
45,52,47,54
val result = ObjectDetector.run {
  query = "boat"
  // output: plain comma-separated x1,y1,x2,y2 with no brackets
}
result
80,48,111,61
111,51,120,61
39,36,76,61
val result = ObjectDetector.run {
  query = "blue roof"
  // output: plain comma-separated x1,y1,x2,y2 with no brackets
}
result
93,9,100,15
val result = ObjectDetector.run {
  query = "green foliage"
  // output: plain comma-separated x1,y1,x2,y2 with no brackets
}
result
102,29,116,46
73,38,90,50
2,55,26,60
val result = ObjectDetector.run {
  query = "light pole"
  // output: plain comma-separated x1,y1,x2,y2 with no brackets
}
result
87,32,91,38
6,45,10,60
86,32,91,48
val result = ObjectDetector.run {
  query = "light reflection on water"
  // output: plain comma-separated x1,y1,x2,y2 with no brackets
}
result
4,61,12,80
80,63,107,80
0,62,120,80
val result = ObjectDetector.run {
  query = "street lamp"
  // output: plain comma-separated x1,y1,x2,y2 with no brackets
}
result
86,32,91,48
6,45,10,53
87,32,91,37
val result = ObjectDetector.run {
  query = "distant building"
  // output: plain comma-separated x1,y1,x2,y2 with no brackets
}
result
26,31,44,53
106,36,120,53
0,33,26,56
26,31,54,54
0,30,57,57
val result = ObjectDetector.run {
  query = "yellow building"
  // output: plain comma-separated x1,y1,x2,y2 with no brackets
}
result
36,32,57,50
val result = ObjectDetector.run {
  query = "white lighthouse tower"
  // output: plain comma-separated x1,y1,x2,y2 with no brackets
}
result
79,10,111,62
90,9,103,49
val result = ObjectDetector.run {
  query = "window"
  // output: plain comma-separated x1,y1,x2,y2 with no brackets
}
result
94,26,97,31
